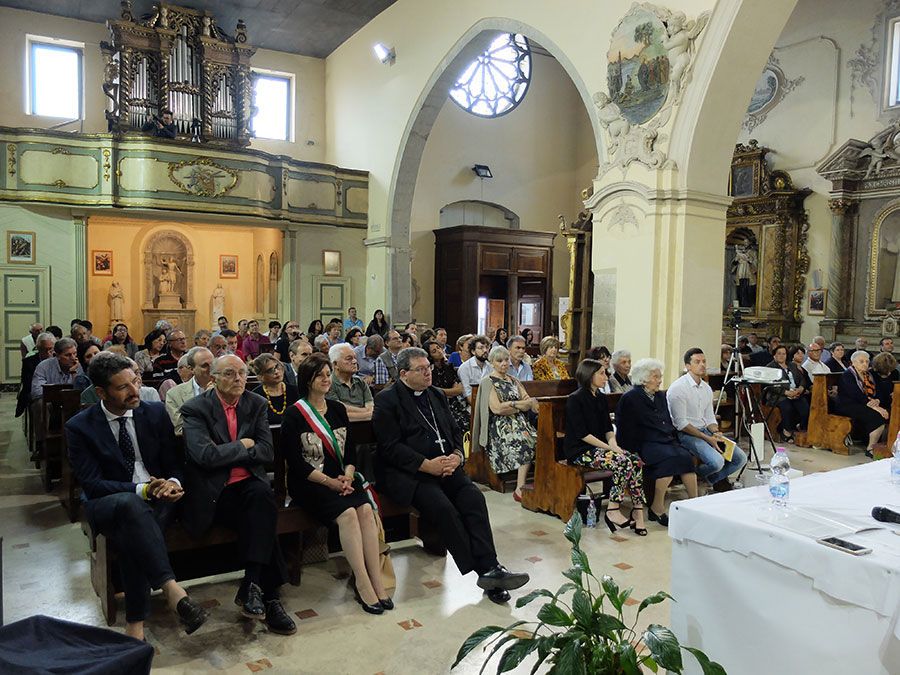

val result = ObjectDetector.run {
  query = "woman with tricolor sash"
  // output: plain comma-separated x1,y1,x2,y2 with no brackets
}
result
281,353,394,614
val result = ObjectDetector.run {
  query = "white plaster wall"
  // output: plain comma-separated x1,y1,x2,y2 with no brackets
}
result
0,7,326,162
408,52,597,325
736,0,884,344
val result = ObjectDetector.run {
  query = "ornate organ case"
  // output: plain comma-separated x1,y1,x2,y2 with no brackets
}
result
101,1,256,146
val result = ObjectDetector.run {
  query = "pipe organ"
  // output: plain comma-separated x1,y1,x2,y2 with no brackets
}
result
101,1,256,147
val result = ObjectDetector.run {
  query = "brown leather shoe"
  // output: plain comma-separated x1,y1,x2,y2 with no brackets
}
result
712,479,733,493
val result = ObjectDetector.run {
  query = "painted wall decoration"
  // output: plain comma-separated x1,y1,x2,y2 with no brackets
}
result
742,56,805,133
92,250,113,275
220,255,239,279
7,231,34,264
748,69,779,115
606,7,669,125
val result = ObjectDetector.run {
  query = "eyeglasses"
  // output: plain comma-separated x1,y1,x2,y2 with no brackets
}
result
220,369,248,380
262,364,283,375
409,364,434,374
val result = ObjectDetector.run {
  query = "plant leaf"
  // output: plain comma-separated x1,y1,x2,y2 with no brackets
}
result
642,624,683,671
548,637,587,675
529,636,556,675
516,588,555,608
683,646,728,675
616,642,642,675
641,655,659,673
555,582,577,597
453,625,504,668
618,586,633,608
483,634,525,674
638,591,674,615
571,588,592,628
562,567,584,584
497,638,538,673
564,512,582,547
571,548,592,575
537,602,573,627
602,575,622,612
594,612,628,638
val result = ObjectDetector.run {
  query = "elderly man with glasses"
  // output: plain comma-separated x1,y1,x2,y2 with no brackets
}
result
180,354,296,635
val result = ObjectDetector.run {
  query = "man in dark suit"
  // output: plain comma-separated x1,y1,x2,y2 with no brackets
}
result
372,347,529,604
749,335,781,367
180,354,296,635
66,352,208,640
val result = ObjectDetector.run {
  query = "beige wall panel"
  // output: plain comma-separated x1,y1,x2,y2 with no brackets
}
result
287,179,335,210
19,151,98,189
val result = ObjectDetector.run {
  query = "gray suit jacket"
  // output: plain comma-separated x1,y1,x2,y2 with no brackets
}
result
282,364,298,389
165,379,197,435
180,388,273,537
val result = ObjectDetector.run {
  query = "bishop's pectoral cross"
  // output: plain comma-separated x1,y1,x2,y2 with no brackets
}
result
435,437,447,454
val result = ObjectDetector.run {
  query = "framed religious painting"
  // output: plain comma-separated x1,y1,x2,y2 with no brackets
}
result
7,231,35,264
323,250,342,276
807,289,827,316
92,250,113,276
220,254,238,279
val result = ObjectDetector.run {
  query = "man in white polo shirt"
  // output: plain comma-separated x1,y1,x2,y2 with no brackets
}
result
802,342,831,380
667,347,747,492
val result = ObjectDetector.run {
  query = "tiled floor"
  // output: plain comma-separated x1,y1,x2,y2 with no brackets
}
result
0,395,868,674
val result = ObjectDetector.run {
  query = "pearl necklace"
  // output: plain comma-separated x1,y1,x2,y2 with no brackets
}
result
262,382,287,416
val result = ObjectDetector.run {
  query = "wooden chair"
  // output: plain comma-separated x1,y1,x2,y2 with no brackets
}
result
805,372,852,454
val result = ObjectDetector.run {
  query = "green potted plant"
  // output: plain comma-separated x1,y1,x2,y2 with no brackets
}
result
453,513,726,674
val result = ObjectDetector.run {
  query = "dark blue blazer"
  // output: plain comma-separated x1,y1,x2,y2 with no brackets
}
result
66,401,182,526
614,387,678,453
836,368,875,408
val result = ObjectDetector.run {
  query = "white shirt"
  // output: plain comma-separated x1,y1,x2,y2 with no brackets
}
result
458,358,493,397
666,373,716,431
802,359,831,378
100,401,180,493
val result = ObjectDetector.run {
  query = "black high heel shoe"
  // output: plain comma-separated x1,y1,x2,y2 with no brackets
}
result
352,582,384,615
603,511,631,533
647,509,669,527
628,509,647,536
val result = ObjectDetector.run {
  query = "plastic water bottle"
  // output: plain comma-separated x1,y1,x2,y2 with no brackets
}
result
585,499,597,529
769,447,791,506
891,432,900,486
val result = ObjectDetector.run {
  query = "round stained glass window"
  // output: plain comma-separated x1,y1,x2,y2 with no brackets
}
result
449,33,531,117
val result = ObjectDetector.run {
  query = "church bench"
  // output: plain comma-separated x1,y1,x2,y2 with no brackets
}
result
870,381,900,460
39,384,73,492
519,392,622,522
804,372,852,454
465,379,578,492
58,389,87,522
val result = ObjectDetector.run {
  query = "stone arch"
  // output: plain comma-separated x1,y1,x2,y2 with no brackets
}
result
385,18,602,322
439,200,521,229
141,229,195,309
255,254,265,315
268,252,279,315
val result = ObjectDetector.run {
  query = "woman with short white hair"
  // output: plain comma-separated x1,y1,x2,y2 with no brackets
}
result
475,345,538,501
836,350,888,457
614,358,698,526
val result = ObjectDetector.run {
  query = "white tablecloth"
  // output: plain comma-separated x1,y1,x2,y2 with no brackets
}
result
669,461,900,675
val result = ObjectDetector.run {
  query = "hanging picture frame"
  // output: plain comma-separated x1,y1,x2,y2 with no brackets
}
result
7,231,35,264
92,250,113,275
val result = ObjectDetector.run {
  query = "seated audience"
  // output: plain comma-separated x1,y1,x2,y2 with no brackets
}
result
180,354,296,635
284,338,313,388
353,333,383,384
810,335,831,363
213,316,229,336
403,321,418,344
802,341,831,379
345,327,363,347
747,332,765,353
281,353,392,614
327,344,374,421
448,333,472,368
265,321,281,342
73,341,101,391
135,329,167,374
209,334,227,358
457,335,493,403
824,342,849,372
314,334,331,355
343,307,363,332
193,329,212,348
720,344,734,373
608,349,633,393
614,358,698,526
564,359,647,535
251,353,300,425
473,346,537,500
165,347,215,434
419,328,437,346
325,321,343,346
425,339,470,432
855,337,869,354
766,345,810,442
520,328,534,347
235,319,250,349
372,347,529,604
375,330,402,384
435,327,451,356
19,321,43,358
532,336,570,381
749,335,781,367
66,353,208,639
241,320,270,360
836,350,889,457
491,327,509,350
506,335,533,381
31,337,81,402
275,321,301,362
365,309,389,338
667,348,747,492
152,330,188,380
16,331,55,419
399,332,416,349
307,319,325,338
220,329,246,361
158,354,191,402
103,323,138,358
871,351,898,412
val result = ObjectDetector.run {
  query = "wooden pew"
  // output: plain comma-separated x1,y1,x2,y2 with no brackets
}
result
805,372,852,454
872,381,900,460
40,383,73,491
465,379,577,492
58,388,86,522
520,393,621,522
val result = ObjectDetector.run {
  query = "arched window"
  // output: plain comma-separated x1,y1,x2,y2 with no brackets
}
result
255,254,264,314
268,252,278,315
449,33,531,118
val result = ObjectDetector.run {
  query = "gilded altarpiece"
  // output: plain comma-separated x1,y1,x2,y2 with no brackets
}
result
724,141,810,341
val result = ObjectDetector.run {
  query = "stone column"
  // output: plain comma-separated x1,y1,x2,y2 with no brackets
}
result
73,214,88,320
281,228,297,319
826,197,858,319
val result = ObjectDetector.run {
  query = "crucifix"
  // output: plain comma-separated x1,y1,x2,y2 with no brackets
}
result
434,437,447,454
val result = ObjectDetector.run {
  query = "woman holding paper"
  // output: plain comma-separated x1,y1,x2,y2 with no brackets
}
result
281,352,393,614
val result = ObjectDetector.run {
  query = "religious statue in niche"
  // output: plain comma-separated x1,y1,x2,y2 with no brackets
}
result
211,283,226,327
158,255,182,295
724,228,759,312
109,281,125,323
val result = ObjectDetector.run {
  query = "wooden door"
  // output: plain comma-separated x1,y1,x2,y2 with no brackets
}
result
1,265,51,383
486,299,505,338
517,295,543,344
314,276,350,327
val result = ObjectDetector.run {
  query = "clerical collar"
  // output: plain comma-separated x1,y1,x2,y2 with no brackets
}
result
414,390,424,396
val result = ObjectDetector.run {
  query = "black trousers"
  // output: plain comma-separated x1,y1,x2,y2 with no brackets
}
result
214,476,287,594
777,396,810,432
90,492,176,623
410,469,498,576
